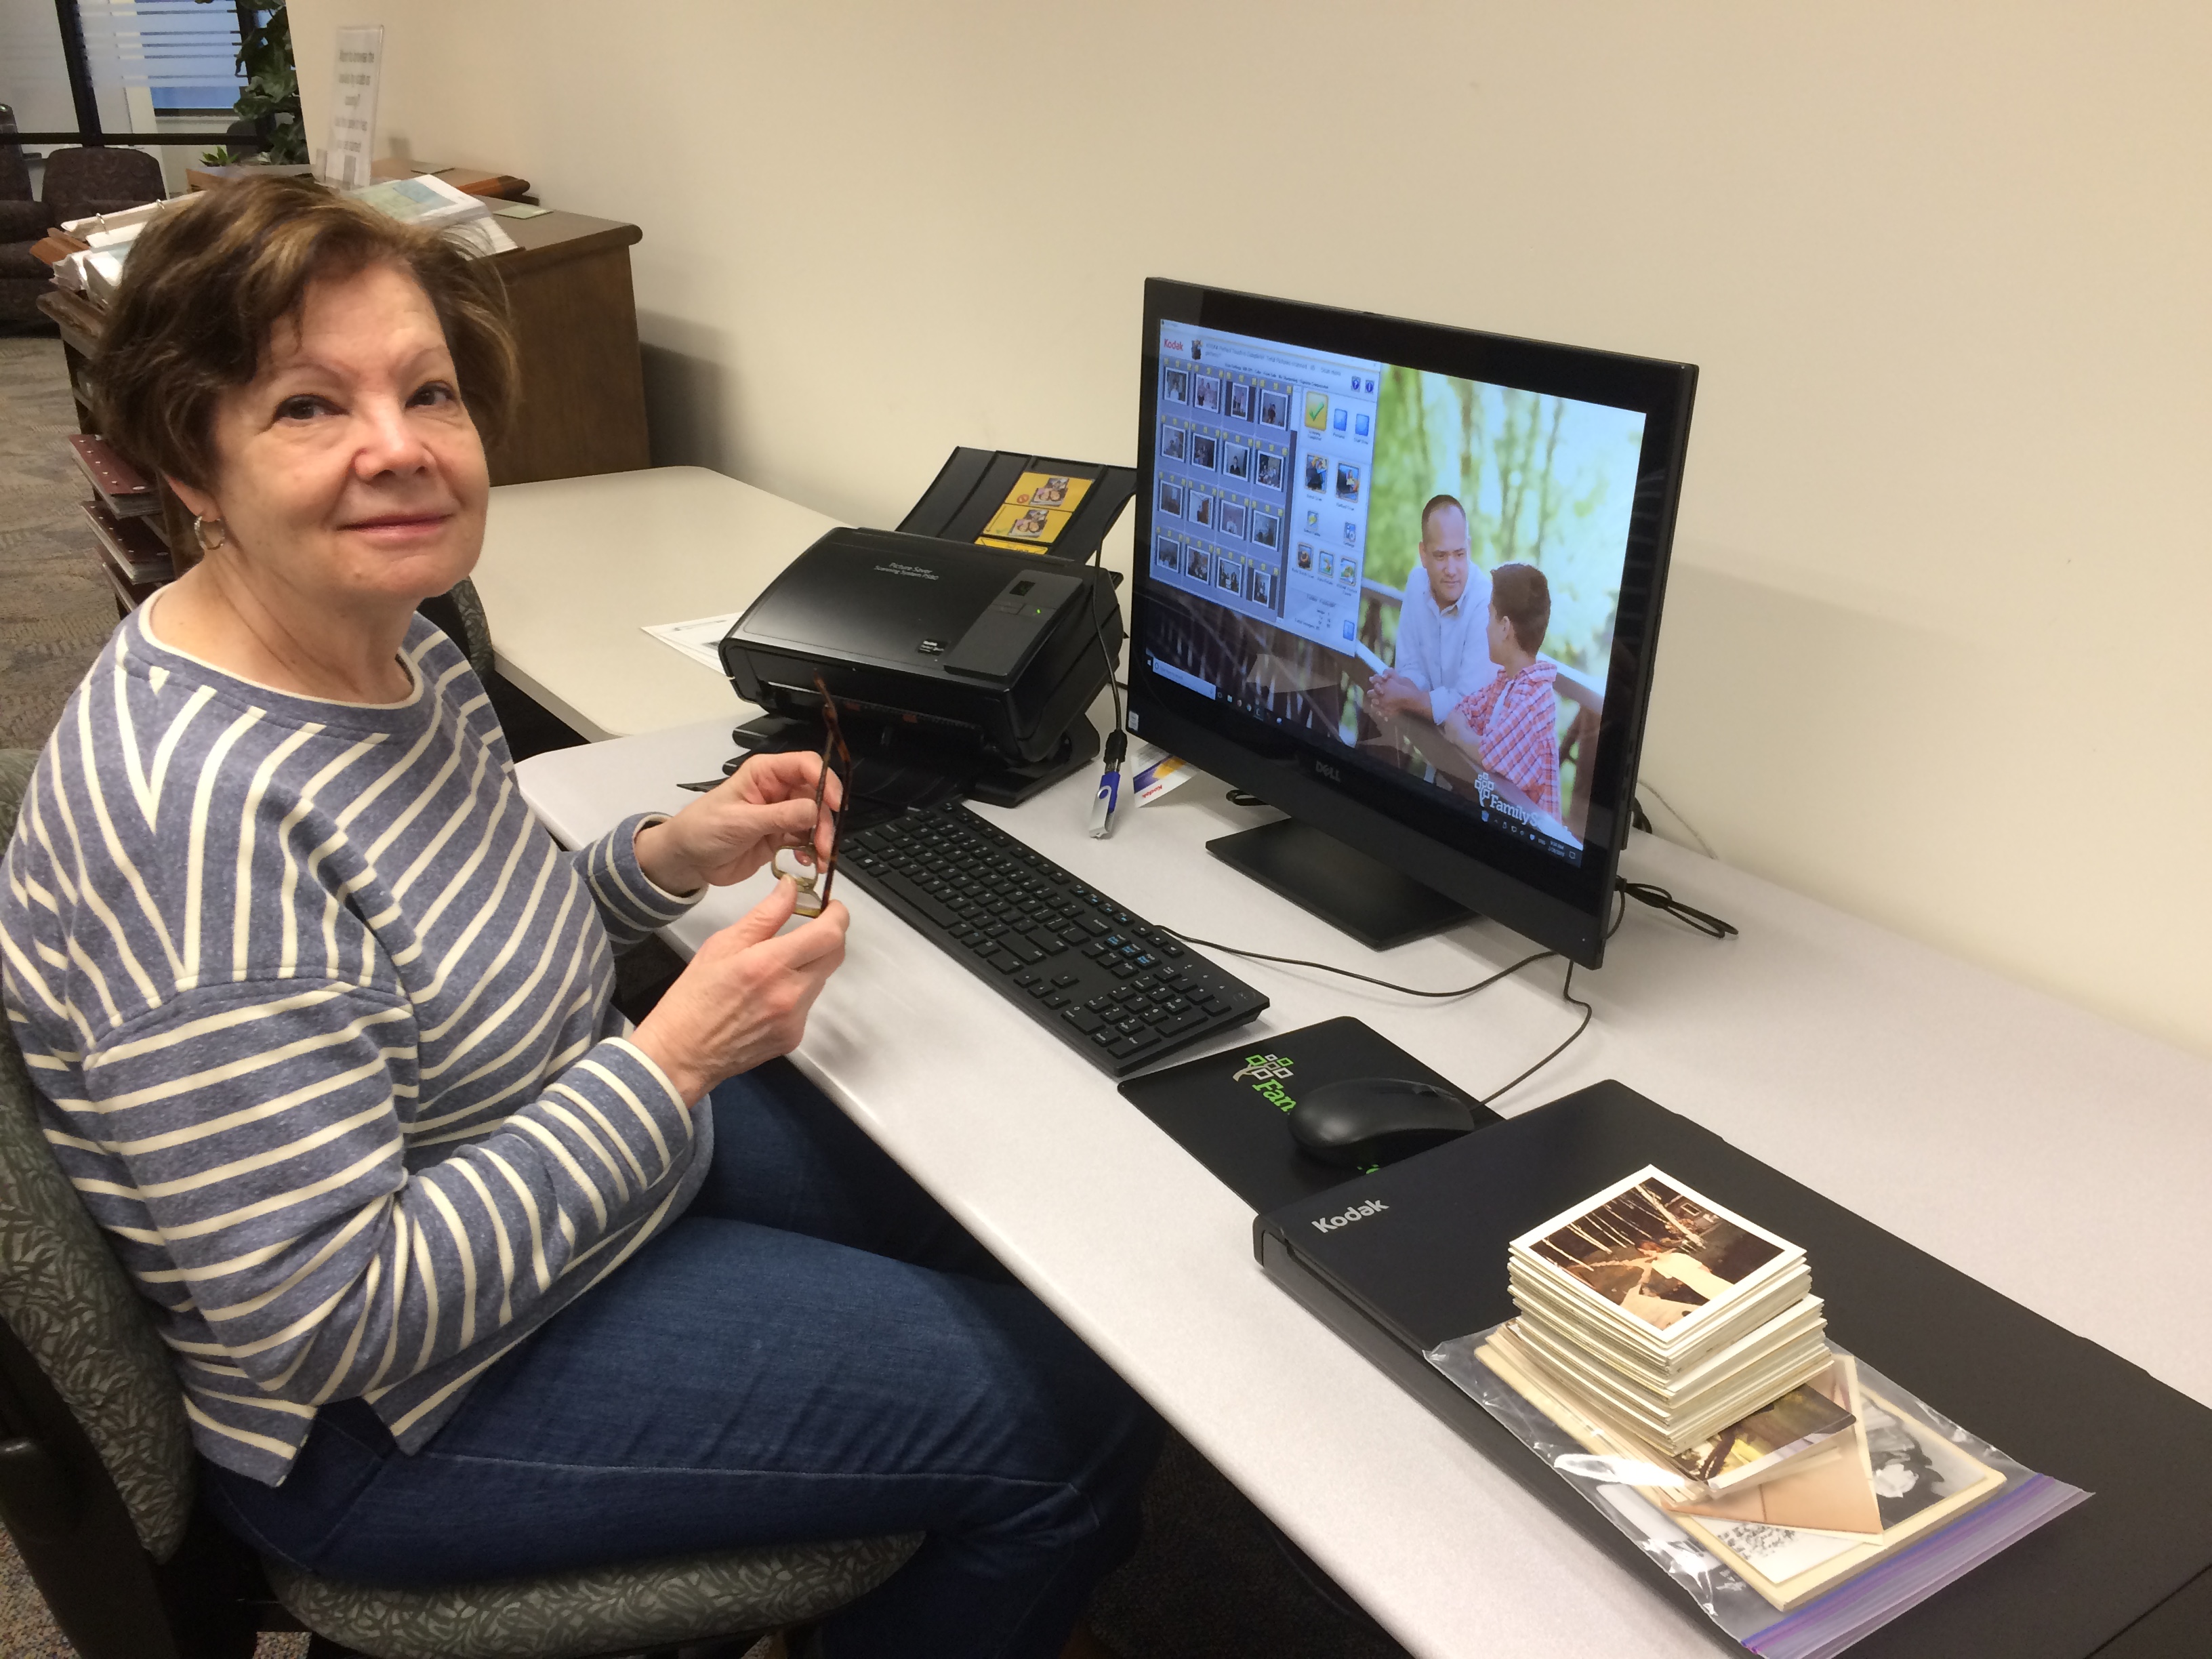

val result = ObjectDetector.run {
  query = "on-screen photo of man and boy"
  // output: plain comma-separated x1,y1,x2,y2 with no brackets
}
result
1364,493,1571,821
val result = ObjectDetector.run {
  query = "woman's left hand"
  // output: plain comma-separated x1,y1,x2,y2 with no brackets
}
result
632,750,840,896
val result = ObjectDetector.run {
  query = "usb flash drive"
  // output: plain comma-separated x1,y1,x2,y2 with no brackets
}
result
1090,730,1128,838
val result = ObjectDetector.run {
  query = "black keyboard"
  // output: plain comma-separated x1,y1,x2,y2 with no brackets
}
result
842,800,1269,1076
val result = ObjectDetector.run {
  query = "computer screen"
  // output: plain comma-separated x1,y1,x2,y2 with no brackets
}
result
1128,281,1696,966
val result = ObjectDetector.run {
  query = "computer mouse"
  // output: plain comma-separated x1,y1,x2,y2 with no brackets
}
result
1287,1077,1479,1168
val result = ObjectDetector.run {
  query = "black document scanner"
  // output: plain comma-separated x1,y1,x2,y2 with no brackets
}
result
718,527,1122,769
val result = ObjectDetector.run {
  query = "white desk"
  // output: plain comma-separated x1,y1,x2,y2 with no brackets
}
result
518,718,2212,1659
472,466,844,740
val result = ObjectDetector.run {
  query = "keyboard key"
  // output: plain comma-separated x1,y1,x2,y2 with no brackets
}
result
1052,973,1080,988
1044,994,1070,1009
1063,1008,1106,1033
987,951,1023,974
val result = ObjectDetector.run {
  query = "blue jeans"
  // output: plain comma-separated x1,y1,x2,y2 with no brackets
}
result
205,1060,1163,1659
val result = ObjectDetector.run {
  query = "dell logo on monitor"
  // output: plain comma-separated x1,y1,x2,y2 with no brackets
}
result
1312,759,1345,785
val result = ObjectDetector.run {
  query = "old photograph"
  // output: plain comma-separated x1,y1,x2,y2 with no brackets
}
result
1520,1170,1790,1334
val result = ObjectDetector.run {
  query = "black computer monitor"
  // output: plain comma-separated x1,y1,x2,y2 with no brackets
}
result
1127,279,1697,966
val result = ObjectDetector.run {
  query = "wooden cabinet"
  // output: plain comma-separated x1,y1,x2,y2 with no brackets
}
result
475,209,650,486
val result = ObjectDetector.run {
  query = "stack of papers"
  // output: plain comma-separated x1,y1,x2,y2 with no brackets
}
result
1507,1166,1831,1456
350,174,517,255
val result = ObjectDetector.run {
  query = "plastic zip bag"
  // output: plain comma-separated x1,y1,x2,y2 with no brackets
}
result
1428,1325,2090,1659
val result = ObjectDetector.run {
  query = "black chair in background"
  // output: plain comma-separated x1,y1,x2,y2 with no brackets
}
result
39,142,163,232
0,106,49,326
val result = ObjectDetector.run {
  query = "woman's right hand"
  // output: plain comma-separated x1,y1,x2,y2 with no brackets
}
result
630,879,851,1105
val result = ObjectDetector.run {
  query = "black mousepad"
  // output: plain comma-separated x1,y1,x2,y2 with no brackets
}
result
1116,1017,1503,1214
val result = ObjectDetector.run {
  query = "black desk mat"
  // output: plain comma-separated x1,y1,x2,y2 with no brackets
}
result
1115,1016,1501,1214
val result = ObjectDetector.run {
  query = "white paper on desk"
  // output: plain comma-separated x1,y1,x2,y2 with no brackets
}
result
643,613,745,672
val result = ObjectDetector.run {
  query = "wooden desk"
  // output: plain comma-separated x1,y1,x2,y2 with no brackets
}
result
517,720,2212,1659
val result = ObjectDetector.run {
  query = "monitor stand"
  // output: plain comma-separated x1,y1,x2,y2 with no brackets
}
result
1206,819,1473,951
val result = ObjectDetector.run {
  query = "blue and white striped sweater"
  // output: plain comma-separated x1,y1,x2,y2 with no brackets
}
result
0,605,706,1485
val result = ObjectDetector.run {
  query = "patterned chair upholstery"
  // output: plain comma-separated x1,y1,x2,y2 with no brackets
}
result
0,747,920,1659
419,577,496,686
39,144,163,232
0,106,49,325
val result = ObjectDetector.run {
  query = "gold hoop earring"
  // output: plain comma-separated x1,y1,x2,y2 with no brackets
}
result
193,515,228,554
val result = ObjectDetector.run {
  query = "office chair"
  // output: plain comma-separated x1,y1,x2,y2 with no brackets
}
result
0,746,920,1659
419,577,496,685
38,144,163,233
0,106,48,326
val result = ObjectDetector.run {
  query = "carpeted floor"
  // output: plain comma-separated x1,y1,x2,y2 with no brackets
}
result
0,323,1406,1659
0,327,122,753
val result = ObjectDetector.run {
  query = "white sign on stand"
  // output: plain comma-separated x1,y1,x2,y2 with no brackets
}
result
323,24,384,188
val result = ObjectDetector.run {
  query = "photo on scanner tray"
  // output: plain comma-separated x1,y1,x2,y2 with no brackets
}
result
981,502,1070,544
1192,492,1214,530
1218,499,1249,540
1195,373,1224,413
1164,366,1189,404
1015,473,1083,509
1191,432,1218,472
1258,386,1290,428
1224,441,1252,481
1185,544,1210,581
1251,509,1281,551
1155,533,1181,571
1160,422,1187,462
1216,557,1242,593
1229,380,1253,422
1255,450,1286,491
1247,566,1275,606
1158,478,1184,518
1515,1166,1796,1337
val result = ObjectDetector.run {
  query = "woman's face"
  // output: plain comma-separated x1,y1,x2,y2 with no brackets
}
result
181,259,489,615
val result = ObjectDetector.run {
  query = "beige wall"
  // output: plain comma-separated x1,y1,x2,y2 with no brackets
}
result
288,1,2212,1057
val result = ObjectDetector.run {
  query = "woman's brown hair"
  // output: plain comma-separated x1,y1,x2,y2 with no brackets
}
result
94,174,518,490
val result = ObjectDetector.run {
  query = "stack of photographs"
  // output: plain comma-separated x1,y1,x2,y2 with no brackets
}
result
1507,1167,1830,1454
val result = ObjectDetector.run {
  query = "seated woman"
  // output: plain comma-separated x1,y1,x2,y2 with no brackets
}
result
0,176,1156,1659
